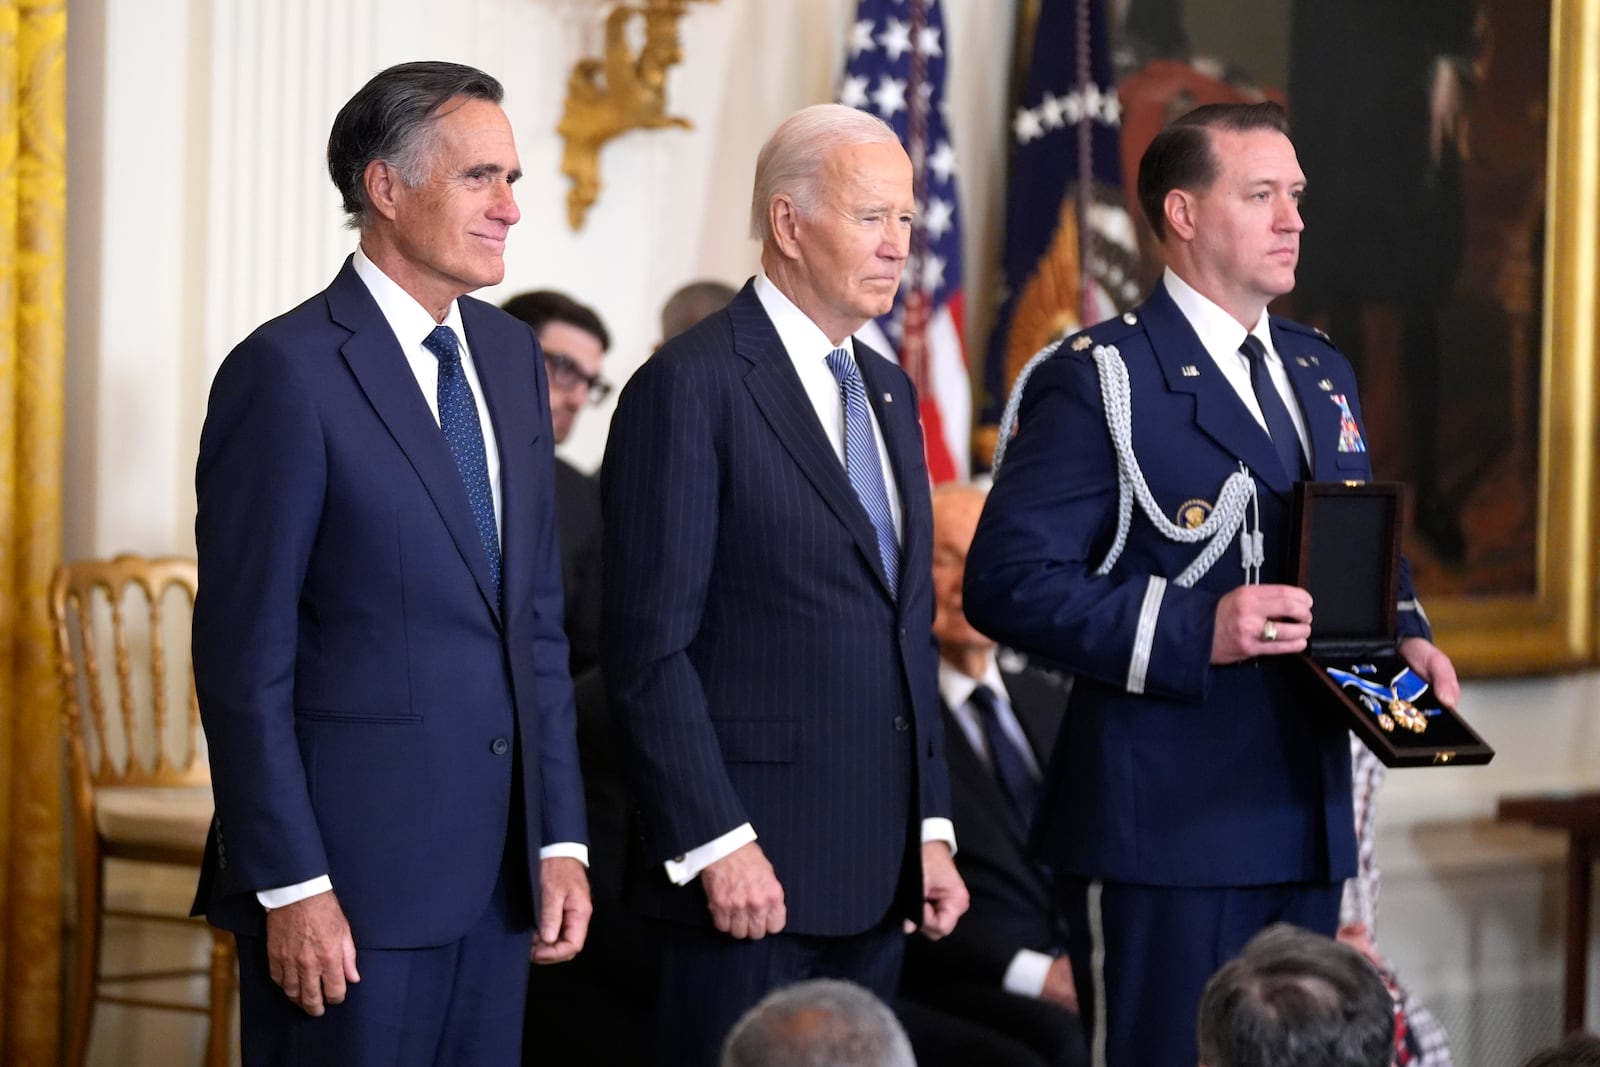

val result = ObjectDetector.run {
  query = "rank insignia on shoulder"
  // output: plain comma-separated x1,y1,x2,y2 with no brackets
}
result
1175,499,1212,529
1310,355,1321,366
1122,312,1139,325
1295,356,1310,367
1181,365,1200,377
1318,379,1333,391
1314,327,1330,340
1071,335,1093,351
884,392,893,402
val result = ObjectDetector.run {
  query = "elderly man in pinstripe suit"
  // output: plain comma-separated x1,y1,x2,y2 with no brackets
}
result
601,103,969,1066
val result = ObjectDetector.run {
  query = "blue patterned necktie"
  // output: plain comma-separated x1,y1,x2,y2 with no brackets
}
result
1240,333,1307,480
824,347,899,597
969,684,1039,833
422,325,501,597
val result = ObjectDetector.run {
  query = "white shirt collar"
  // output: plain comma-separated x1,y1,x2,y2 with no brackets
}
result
1162,267,1276,367
753,272,853,363
352,245,468,353
938,653,1006,712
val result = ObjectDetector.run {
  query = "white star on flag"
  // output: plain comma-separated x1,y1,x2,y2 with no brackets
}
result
917,25,942,57
927,140,957,182
878,18,912,61
849,19,877,58
1013,107,1044,144
921,254,947,291
923,197,954,240
840,75,870,110
872,75,908,118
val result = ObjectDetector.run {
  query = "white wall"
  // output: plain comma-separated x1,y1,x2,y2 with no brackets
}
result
63,2,1591,1065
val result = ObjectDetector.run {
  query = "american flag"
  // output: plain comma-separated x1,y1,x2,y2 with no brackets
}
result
838,0,968,483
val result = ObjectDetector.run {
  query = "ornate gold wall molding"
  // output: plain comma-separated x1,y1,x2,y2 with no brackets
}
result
558,0,716,230
0,1,67,1064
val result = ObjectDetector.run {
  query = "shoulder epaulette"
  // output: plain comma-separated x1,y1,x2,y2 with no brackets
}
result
1272,316,1340,351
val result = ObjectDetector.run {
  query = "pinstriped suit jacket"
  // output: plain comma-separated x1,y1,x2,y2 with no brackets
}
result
601,281,952,937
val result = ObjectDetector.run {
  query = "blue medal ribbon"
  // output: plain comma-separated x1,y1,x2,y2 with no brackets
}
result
1326,664,1436,733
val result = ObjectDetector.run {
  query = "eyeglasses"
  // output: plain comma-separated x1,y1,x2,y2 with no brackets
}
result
545,352,613,405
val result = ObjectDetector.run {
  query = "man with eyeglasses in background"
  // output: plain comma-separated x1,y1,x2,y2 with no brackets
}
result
502,289,649,1065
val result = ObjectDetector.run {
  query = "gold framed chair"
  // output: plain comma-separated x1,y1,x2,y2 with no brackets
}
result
50,555,234,1067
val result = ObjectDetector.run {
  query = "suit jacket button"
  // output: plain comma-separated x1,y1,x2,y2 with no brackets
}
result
893,716,910,733
491,737,510,756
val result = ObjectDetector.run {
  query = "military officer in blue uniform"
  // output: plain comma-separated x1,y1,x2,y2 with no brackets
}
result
963,102,1462,1067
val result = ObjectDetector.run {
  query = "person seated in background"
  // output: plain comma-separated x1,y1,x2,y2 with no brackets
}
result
658,279,737,346
1197,923,1394,1067
898,483,1087,1067
502,289,648,1065
722,980,917,1067
1521,1033,1600,1067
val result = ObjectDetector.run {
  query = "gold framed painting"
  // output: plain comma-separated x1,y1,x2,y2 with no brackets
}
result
1105,0,1598,675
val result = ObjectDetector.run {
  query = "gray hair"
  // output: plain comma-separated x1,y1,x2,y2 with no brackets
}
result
721,979,917,1067
749,104,901,244
1196,923,1394,1067
660,279,738,341
327,60,504,230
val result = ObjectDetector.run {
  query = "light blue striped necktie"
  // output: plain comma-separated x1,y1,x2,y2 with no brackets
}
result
422,324,501,597
825,346,899,597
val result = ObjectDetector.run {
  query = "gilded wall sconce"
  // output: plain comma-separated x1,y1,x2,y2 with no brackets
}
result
558,0,717,230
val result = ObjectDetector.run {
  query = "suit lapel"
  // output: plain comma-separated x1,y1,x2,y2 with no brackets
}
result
465,298,538,621
732,291,897,598
1272,322,1344,477
327,261,502,621
1143,286,1295,496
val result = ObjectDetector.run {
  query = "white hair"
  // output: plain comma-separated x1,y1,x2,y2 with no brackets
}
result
748,104,901,244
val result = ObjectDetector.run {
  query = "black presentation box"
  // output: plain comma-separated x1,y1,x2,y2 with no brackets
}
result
1288,481,1494,768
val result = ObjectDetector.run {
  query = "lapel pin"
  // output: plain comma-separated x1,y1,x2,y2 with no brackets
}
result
1318,379,1333,391
1181,365,1200,377
883,393,893,403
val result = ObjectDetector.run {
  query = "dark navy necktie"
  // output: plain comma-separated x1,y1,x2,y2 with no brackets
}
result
824,347,899,597
423,325,501,597
969,684,1039,833
1240,333,1306,480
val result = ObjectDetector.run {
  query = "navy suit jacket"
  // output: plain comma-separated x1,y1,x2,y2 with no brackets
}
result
965,281,1430,890
906,665,1069,991
191,257,586,948
600,281,952,937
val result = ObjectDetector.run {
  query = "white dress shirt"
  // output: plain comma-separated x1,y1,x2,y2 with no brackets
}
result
939,655,1053,998
257,249,586,912
662,274,954,887
1162,268,1311,461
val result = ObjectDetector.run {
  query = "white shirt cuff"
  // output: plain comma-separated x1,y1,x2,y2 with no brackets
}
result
256,875,332,911
666,823,757,886
1003,948,1055,998
539,842,589,866
921,817,957,855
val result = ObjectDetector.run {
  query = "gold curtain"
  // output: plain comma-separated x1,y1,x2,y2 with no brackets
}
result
0,2,65,1064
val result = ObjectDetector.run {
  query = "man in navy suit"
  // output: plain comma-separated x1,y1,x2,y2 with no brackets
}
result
602,103,969,1065
963,102,1462,1066
192,61,590,1066
900,484,1086,1067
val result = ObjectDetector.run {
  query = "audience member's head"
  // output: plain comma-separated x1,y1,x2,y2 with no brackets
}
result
1522,1033,1600,1067
661,279,738,343
930,484,993,668
1196,923,1394,1067
720,978,917,1067
500,289,611,444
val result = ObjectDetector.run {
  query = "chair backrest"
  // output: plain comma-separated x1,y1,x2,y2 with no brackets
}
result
50,555,208,801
